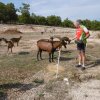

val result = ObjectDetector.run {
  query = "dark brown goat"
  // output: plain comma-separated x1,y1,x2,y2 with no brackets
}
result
2,38,14,53
62,37,71,44
37,37,66,62
10,36,22,46
61,37,71,48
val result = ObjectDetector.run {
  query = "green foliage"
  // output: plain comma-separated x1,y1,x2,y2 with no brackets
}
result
81,19,100,30
47,15,62,26
0,2,6,23
30,14,47,25
33,78,44,84
0,2,17,23
0,1,100,30
18,13,30,24
62,18,74,28
18,3,31,24
19,3,30,14
6,3,18,23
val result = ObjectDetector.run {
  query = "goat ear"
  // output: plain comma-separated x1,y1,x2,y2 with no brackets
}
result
50,36,54,40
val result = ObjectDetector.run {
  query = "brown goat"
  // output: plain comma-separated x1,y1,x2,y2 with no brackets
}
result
37,37,66,62
10,36,22,46
2,38,14,53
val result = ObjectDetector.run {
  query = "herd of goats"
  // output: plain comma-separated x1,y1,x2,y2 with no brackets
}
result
0,34,71,62
0,36,22,52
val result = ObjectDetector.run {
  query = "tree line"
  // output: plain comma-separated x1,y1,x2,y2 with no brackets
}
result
0,2,100,30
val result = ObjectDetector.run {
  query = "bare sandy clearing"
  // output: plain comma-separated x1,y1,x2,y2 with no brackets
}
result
0,25,100,100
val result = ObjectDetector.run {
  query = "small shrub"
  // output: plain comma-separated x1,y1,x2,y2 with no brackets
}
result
33,78,44,84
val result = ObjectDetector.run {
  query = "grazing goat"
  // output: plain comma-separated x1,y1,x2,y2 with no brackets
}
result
2,38,14,53
37,37,66,62
10,36,22,46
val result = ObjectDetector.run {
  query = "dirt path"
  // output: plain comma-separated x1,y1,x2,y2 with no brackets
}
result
70,80,100,100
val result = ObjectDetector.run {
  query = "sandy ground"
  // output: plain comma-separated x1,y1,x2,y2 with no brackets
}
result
0,25,100,100
70,80,100,100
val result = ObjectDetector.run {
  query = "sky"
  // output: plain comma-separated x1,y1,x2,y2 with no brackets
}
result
1,0,100,20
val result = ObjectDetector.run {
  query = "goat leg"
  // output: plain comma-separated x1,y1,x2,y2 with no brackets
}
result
17,42,18,46
49,53,51,62
40,50,43,60
7,47,9,53
11,48,13,53
37,50,40,61
52,52,54,62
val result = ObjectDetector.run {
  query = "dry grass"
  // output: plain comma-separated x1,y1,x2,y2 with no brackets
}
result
0,27,100,99
47,63,65,73
0,53,48,84
87,44,94,49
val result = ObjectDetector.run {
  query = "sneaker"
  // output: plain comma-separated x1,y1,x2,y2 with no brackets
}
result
75,64,82,68
81,67,86,70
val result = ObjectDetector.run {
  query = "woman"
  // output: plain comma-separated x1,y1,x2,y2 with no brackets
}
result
72,20,90,70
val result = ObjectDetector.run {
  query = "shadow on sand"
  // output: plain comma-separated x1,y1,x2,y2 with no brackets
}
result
60,57,74,61
86,59,100,69
0,82,34,99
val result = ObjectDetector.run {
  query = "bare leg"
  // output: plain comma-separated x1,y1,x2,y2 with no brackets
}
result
78,50,82,65
81,51,86,67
